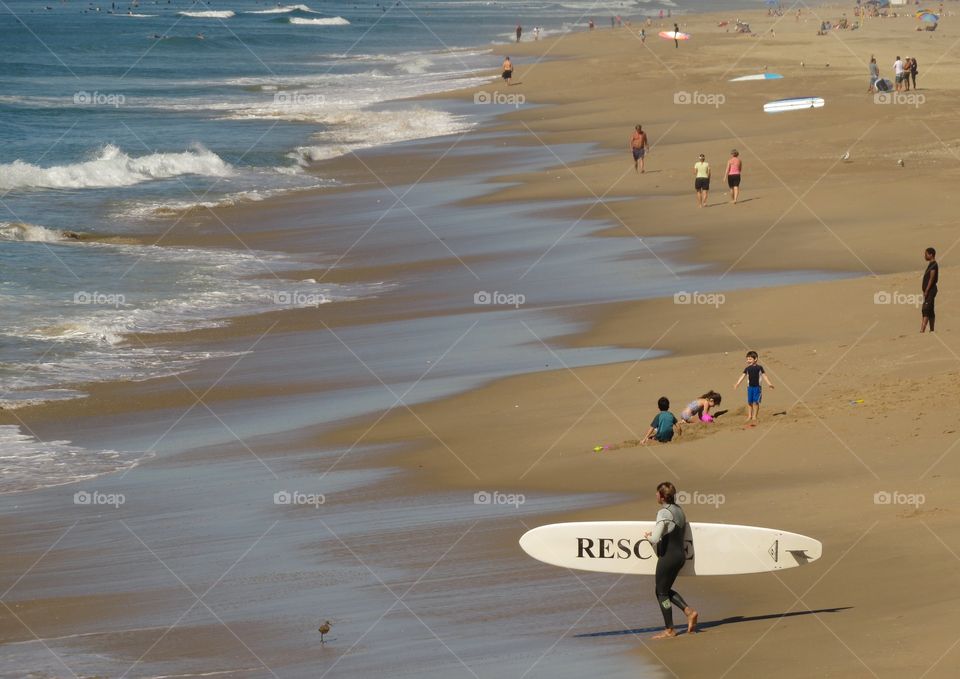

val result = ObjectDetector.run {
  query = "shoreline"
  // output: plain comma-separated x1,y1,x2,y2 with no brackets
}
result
6,3,960,677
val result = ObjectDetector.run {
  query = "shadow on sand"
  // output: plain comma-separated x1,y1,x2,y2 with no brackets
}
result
573,607,852,638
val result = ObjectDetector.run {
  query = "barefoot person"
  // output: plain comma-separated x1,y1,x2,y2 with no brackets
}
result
630,124,649,173
724,149,742,204
502,56,513,85
694,153,710,207
644,482,698,639
921,247,938,333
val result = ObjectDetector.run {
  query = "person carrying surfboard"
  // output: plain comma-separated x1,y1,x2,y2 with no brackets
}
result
644,482,698,638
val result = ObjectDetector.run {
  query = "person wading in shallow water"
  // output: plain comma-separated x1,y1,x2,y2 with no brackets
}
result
644,481,698,639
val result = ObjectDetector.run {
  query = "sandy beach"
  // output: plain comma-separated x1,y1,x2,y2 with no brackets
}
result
5,2,960,677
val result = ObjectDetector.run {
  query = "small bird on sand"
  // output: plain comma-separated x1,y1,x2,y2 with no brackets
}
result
318,620,332,643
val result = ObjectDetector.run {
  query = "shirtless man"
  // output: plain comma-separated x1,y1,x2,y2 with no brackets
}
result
630,124,650,173
502,56,513,85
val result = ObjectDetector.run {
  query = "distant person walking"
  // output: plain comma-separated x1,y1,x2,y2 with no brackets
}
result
921,247,938,333
644,482,698,639
640,27,646,43
694,153,710,208
502,56,513,85
630,124,650,174
516,24,522,42
724,149,742,204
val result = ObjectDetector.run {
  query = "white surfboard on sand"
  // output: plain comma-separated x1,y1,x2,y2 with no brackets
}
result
730,73,784,81
519,521,822,576
763,97,824,113
658,30,690,40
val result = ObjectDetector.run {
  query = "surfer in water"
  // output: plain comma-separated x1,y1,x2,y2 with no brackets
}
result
644,482,698,639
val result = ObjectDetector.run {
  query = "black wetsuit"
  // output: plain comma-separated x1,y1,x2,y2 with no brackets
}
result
653,503,689,627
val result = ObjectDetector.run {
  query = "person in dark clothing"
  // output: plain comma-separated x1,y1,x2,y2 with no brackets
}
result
922,247,939,333
644,482,698,638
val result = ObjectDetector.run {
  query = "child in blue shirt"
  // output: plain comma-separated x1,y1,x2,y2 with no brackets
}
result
642,397,682,444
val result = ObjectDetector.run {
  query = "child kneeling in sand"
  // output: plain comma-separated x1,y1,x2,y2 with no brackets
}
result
679,391,721,423
642,397,681,445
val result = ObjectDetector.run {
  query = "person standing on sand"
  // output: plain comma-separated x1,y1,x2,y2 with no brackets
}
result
868,56,879,93
894,55,904,92
630,125,649,174
516,24,522,42
921,247,938,333
644,482,698,639
733,350,774,422
724,149,742,204
903,57,912,92
694,153,710,208
910,56,919,90
639,27,646,43
502,56,513,85
673,22,680,48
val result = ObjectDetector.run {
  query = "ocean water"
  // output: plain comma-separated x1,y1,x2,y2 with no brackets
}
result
1,0,770,482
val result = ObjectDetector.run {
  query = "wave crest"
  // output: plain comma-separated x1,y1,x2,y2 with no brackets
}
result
178,10,235,18
289,16,349,25
0,144,233,191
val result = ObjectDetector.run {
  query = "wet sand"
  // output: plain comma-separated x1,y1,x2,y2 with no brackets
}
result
5,3,960,677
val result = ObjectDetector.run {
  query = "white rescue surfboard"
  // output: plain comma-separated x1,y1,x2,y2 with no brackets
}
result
519,521,822,576
763,97,824,113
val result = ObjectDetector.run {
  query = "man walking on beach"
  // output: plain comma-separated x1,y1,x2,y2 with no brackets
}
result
502,56,513,85
922,247,938,333
516,24,522,42
630,125,649,174
694,153,710,208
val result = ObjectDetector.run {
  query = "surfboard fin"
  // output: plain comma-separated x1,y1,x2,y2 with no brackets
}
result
768,539,779,563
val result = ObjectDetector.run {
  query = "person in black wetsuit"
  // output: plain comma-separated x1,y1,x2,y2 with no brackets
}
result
644,481,698,638
922,247,938,333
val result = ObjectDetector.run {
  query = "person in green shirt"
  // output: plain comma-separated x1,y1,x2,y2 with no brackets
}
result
642,397,681,444
694,153,711,208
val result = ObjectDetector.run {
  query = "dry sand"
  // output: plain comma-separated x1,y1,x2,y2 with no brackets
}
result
315,6,960,676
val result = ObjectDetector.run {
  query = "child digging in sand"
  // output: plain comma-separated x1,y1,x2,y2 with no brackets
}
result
733,350,774,422
679,391,721,423
641,397,682,445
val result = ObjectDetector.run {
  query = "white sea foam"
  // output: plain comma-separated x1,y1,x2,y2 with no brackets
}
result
178,10,236,18
247,4,319,14
0,221,68,242
0,144,233,191
291,107,474,164
289,16,349,25
0,425,138,495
